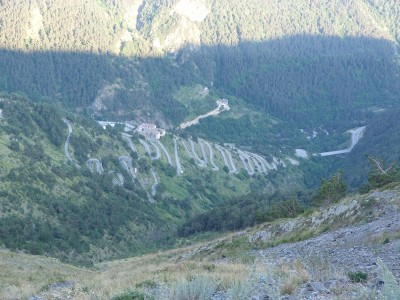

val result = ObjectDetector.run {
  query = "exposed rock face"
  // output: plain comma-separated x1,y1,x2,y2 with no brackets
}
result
249,199,361,244
174,0,210,22
184,189,400,299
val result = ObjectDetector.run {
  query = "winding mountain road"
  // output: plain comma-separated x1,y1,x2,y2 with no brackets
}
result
87,158,104,174
140,139,160,160
215,144,233,172
151,169,158,196
174,138,183,175
109,171,124,186
147,140,162,160
119,156,136,179
153,139,173,166
62,119,79,167
249,153,268,173
225,148,238,174
249,156,264,173
180,139,194,159
121,133,138,153
189,139,207,167
139,139,151,155
200,139,219,171
238,150,255,176
320,126,366,157
198,140,208,164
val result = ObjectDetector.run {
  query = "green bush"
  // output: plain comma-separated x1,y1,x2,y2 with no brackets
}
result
110,290,152,300
348,271,368,283
312,171,346,207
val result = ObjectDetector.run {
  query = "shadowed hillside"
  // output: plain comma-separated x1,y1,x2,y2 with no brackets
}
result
1,35,399,129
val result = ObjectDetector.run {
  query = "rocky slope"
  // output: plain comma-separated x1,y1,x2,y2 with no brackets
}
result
2,185,399,299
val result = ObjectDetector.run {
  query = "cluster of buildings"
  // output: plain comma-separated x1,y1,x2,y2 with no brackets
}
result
97,120,166,140
134,123,166,140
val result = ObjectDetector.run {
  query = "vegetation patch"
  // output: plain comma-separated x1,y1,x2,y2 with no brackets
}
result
348,271,368,283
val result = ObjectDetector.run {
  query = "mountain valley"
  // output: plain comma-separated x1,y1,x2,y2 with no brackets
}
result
0,0,399,298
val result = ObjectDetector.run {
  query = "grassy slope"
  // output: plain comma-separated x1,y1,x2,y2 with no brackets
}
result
2,184,399,299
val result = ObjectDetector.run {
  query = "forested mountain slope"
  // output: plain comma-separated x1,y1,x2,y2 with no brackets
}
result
339,108,400,187
0,0,399,129
0,94,302,264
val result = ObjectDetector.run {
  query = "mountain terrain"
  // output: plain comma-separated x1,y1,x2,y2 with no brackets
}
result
0,0,400,295
0,0,399,184
0,93,304,264
1,184,400,299
1,0,399,125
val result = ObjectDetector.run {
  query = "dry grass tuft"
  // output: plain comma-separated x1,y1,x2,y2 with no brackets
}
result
280,276,298,295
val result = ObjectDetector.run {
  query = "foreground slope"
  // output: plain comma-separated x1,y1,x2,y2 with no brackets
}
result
2,185,399,299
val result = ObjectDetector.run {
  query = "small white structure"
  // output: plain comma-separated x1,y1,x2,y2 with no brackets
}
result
135,123,166,140
217,99,229,110
97,121,135,132
98,121,116,129
295,149,308,159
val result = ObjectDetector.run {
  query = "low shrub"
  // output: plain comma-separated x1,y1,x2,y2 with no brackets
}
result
169,275,217,300
110,290,152,300
348,271,368,283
